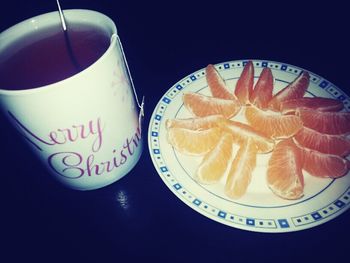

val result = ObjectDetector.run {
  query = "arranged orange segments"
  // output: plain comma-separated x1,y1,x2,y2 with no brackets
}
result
219,119,275,153
245,105,303,139
196,133,234,184
205,64,236,100
250,67,274,109
167,127,222,156
183,92,241,119
234,61,254,105
280,97,344,114
164,62,349,202
294,126,350,156
225,139,257,199
302,148,349,178
268,71,310,111
267,139,304,200
166,115,225,130
297,109,350,135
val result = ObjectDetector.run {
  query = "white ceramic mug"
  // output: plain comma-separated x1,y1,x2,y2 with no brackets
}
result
0,10,143,190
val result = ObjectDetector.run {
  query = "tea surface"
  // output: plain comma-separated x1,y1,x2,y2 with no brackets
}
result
0,23,110,90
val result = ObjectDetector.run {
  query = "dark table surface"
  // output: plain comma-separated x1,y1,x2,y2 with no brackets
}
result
1,1,349,262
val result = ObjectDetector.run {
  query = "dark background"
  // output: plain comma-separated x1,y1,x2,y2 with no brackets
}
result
1,1,349,262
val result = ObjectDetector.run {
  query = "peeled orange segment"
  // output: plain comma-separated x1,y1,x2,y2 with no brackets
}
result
220,119,274,153
294,126,350,157
267,139,304,200
250,67,274,109
234,61,254,105
183,92,241,119
167,127,222,156
225,139,257,199
205,64,236,100
297,109,350,135
268,71,310,111
196,133,234,184
302,148,349,178
166,115,225,130
245,105,303,139
280,97,344,114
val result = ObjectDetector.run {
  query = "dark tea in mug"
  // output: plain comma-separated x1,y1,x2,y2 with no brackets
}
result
0,22,110,90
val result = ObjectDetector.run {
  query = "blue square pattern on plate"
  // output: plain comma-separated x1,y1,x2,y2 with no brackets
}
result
218,211,227,219
162,97,171,104
153,149,160,154
319,80,329,89
278,219,290,228
160,166,168,172
173,183,182,190
155,114,162,121
338,95,346,101
224,63,230,69
246,218,255,226
193,199,202,206
334,200,346,208
262,61,268,67
151,131,158,137
176,84,183,90
190,75,197,81
281,64,288,71
311,212,322,220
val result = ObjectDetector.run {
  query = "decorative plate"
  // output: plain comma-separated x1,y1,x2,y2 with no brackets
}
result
148,59,350,233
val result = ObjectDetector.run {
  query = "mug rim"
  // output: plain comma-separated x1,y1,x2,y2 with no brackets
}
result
0,9,118,96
